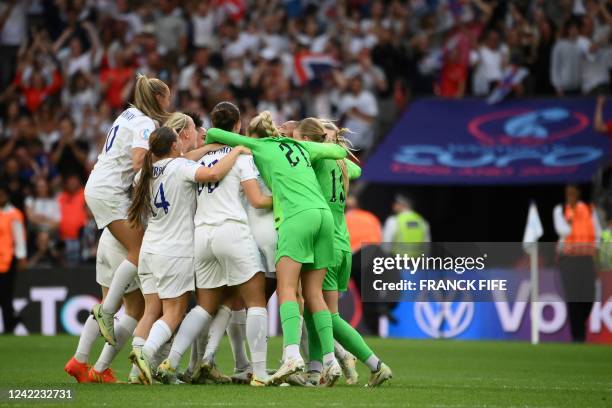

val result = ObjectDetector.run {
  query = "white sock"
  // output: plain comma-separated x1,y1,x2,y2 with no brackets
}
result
202,305,231,362
152,338,173,368
308,360,322,373
196,326,208,362
102,260,137,314
94,314,137,372
142,320,172,361
227,309,250,370
75,315,100,363
323,352,335,366
284,344,301,361
299,316,309,361
132,336,145,349
187,341,198,373
334,340,349,360
167,306,212,369
246,307,268,379
365,354,381,372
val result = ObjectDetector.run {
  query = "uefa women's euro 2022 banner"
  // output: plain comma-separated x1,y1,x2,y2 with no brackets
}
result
363,98,611,184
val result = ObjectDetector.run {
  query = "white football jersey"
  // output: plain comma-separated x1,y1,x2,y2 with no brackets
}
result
85,107,155,201
194,147,258,227
140,157,200,257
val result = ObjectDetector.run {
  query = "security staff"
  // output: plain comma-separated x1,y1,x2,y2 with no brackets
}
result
382,194,430,257
553,184,601,342
0,183,27,334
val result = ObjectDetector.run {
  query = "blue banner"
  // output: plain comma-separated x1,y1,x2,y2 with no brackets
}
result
363,98,611,184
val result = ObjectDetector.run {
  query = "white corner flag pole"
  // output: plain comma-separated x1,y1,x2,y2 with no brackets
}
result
523,201,543,345
530,243,539,345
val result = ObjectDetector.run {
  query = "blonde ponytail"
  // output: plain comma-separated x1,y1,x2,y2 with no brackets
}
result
163,112,189,135
247,111,282,138
321,120,359,196
132,73,171,125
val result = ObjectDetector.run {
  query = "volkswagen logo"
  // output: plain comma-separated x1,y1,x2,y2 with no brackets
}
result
414,302,474,338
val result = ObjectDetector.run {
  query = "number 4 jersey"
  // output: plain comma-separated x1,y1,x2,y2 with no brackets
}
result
140,157,200,258
85,108,155,202
193,146,259,228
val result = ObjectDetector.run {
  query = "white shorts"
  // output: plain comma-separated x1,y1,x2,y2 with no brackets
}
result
139,252,195,299
85,194,130,229
195,222,263,289
247,209,277,278
96,234,139,293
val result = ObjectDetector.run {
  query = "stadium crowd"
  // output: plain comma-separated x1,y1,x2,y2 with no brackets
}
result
0,0,611,267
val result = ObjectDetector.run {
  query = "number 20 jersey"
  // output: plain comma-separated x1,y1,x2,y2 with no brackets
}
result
85,108,155,202
140,157,200,258
194,146,259,228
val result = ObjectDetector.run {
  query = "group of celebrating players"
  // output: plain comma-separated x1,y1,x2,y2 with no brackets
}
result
63,74,392,388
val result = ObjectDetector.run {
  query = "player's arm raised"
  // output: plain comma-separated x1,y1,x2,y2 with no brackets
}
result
194,146,251,183
206,128,260,150
300,140,347,162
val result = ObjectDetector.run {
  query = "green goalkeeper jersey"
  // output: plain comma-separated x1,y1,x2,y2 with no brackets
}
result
312,158,361,252
206,128,347,228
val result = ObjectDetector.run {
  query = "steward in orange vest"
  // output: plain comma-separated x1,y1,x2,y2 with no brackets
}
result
0,183,27,333
553,184,600,342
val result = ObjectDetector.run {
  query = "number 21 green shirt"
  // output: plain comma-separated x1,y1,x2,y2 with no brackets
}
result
205,128,347,228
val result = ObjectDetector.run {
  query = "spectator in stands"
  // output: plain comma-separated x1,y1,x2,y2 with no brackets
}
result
0,157,26,211
25,178,60,266
99,49,135,111
57,174,86,266
553,184,601,342
339,75,378,152
382,194,431,256
62,71,98,132
470,30,509,96
154,0,187,57
0,182,26,334
577,9,612,95
52,20,101,78
0,0,27,90
551,20,584,96
50,116,88,182
436,47,468,98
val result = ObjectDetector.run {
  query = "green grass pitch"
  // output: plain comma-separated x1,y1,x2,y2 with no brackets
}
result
0,335,610,407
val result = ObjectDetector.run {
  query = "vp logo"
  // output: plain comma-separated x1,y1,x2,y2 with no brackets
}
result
414,302,474,338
